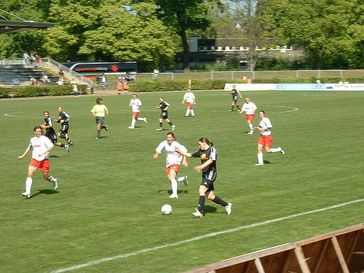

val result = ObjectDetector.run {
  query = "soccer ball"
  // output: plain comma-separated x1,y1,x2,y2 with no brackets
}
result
161,204,172,215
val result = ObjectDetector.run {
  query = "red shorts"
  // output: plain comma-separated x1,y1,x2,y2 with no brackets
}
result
31,158,50,173
186,103,193,109
166,164,180,175
246,114,255,122
258,135,273,148
132,112,139,119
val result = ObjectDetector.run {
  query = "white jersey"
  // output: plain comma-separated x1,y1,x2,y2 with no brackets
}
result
183,92,195,104
259,117,272,136
241,102,257,115
155,140,187,167
29,135,54,161
129,98,142,113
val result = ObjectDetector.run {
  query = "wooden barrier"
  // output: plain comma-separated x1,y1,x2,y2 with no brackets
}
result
184,223,364,273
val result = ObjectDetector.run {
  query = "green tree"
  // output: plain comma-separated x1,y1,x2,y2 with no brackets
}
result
44,0,176,69
258,0,364,68
153,0,219,69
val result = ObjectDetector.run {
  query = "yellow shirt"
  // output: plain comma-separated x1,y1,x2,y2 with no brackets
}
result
91,104,108,117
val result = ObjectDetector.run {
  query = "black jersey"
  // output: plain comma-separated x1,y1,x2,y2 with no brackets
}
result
44,117,57,143
159,101,170,113
57,111,70,124
192,146,217,175
231,88,239,101
159,101,170,119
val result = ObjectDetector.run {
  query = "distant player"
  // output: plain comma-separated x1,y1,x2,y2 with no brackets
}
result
156,97,175,131
181,89,196,117
91,97,109,139
128,93,147,129
254,110,285,166
240,98,257,134
153,132,188,199
229,84,242,111
17,126,58,198
55,106,73,146
41,111,69,151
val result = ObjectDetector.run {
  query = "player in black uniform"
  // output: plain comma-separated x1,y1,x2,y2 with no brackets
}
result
229,84,242,111
156,97,175,131
55,106,73,146
41,111,69,151
177,137,232,217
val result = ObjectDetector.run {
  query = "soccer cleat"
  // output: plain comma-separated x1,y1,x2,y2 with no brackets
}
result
143,118,148,123
248,131,254,135
128,126,135,129
104,125,108,131
183,176,188,186
255,163,264,166
51,177,58,190
156,128,163,131
225,203,232,215
280,148,285,155
22,192,30,198
169,194,178,199
171,125,176,131
192,208,203,218
65,144,70,152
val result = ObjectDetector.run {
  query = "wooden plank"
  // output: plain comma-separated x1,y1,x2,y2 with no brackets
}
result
254,258,265,273
312,239,329,273
294,246,312,273
331,236,350,273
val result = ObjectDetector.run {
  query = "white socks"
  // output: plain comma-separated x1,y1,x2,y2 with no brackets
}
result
257,152,264,165
270,147,282,153
130,119,136,127
25,177,32,194
171,179,178,195
176,176,186,183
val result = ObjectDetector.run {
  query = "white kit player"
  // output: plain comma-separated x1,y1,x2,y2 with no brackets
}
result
181,89,196,117
254,111,285,166
128,93,147,129
17,126,58,198
240,98,257,134
153,132,188,198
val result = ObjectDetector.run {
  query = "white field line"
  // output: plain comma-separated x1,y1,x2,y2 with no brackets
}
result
51,198,364,273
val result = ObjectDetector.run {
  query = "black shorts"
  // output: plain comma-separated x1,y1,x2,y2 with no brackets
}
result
45,132,57,143
200,171,217,191
59,123,69,134
160,111,168,119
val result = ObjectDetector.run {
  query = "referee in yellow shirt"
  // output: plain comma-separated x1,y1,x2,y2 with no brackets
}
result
91,97,109,139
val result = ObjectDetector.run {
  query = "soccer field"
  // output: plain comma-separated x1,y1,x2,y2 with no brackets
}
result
0,90,363,273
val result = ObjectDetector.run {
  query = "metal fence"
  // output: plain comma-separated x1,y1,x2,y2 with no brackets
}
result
134,69,364,81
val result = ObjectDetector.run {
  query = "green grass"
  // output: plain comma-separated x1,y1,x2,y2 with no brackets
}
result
0,91,363,273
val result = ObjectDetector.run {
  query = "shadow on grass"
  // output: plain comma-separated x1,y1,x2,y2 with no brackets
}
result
157,189,189,195
29,189,59,199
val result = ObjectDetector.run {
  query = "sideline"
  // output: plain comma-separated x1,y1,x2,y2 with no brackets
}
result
51,198,364,273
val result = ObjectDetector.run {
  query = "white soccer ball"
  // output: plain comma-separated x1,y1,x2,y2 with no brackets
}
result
161,204,172,215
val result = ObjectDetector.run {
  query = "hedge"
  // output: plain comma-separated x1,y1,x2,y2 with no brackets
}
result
0,84,89,98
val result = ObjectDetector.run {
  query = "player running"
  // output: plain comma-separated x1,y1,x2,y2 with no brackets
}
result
240,98,257,134
153,132,188,199
229,84,242,111
18,126,58,198
254,110,285,166
55,106,73,146
128,93,147,129
41,111,69,151
91,97,109,139
176,137,232,217
156,97,175,131
181,89,196,117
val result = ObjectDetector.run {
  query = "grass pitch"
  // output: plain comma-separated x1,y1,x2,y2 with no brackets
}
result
0,90,363,273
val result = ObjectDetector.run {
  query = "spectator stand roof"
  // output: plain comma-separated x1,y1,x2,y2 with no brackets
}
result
0,20,54,34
